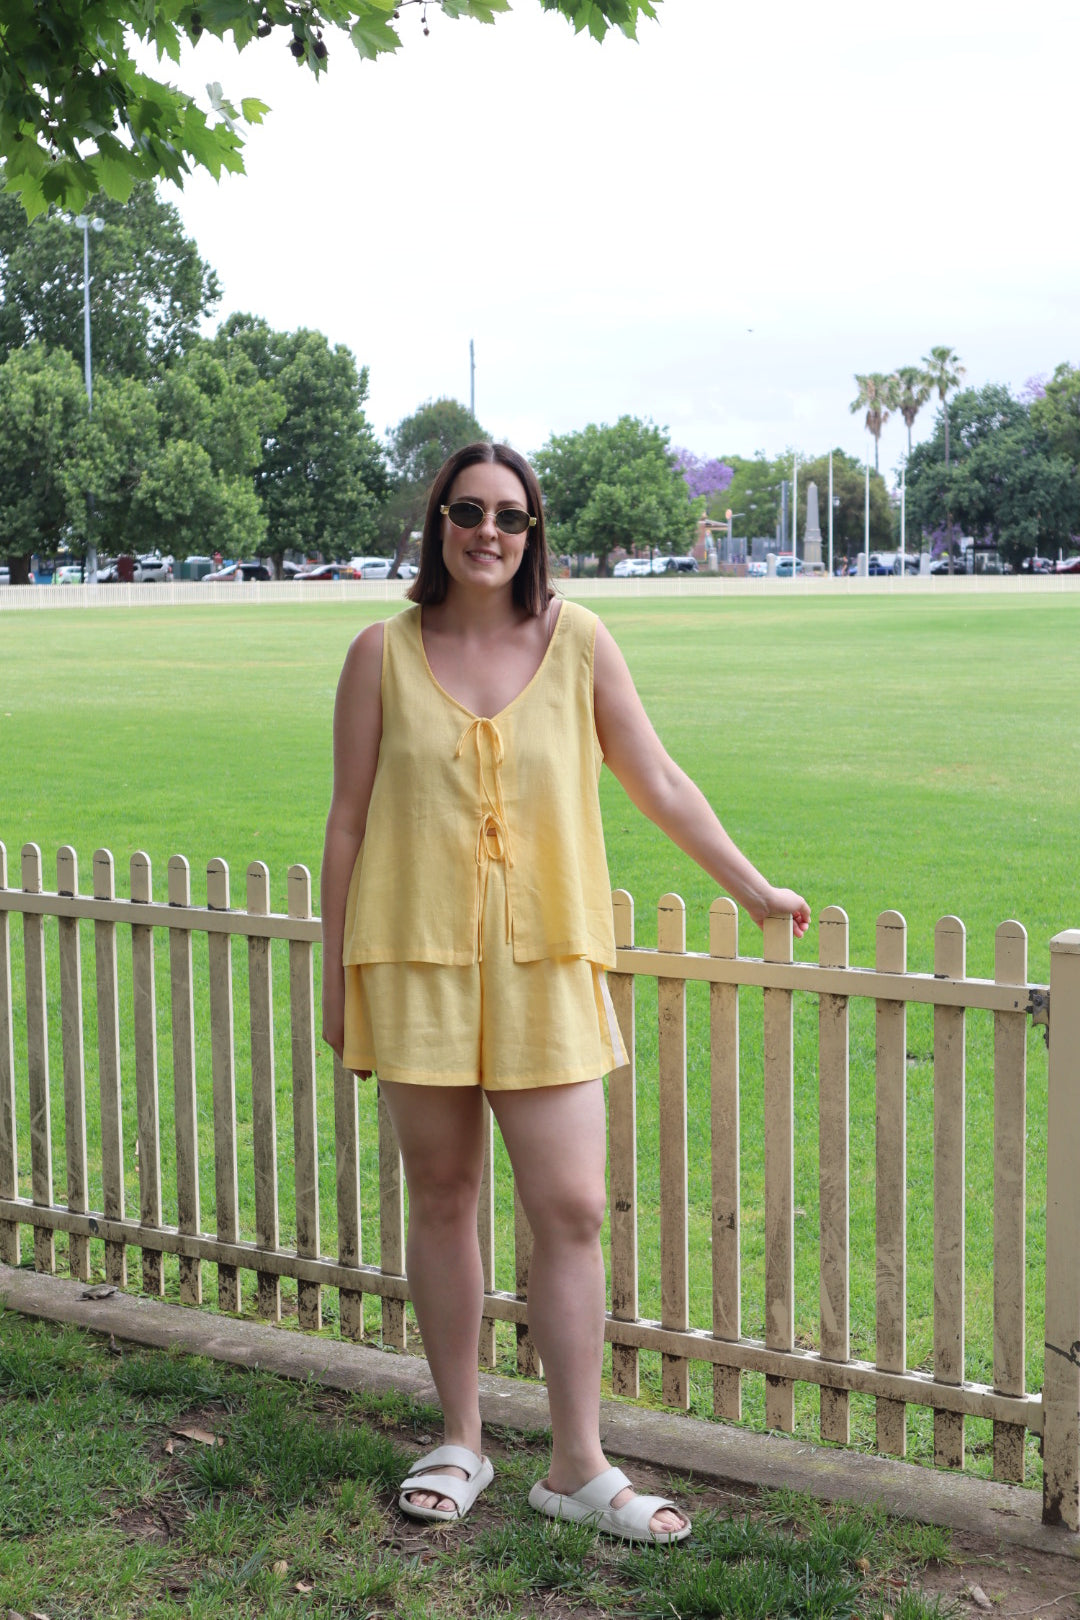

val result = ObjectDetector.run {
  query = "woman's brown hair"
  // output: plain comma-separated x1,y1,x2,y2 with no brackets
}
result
406,441,553,616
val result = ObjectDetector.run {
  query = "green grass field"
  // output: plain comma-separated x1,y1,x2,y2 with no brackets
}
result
2,590,1077,1477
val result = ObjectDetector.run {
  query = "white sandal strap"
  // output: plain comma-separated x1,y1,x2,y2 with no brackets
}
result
401,1444,483,1483
563,1466,631,1511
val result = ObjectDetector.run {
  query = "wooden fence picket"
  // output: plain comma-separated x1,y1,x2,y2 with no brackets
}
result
207,857,241,1312
477,1099,497,1367
875,909,907,1456
657,893,689,1411
818,905,850,1444
93,849,126,1286
22,844,54,1274
131,853,164,1296
333,1049,364,1343
709,896,741,1421
0,843,19,1267
933,915,967,1469
247,861,281,1323
288,864,321,1331
993,920,1028,1482
378,1084,407,1351
168,856,201,1305
762,913,794,1432
57,847,90,1282
608,888,638,1398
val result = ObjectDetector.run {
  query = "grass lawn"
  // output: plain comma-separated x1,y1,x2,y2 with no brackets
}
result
0,1309,959,1620
1,590,1076,1478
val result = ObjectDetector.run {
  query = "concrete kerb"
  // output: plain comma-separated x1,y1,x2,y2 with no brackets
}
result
3,1267,1076,1557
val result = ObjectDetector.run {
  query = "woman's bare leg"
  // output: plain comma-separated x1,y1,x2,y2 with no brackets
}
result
378,1080,487,1512
489,1079,686,1536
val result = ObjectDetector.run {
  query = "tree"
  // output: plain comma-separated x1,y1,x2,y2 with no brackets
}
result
534,416,698,576
713,454,785,545
382,398,486,575
921,345,965,468
1031,362,1080,465
0,1,661,218
0,343,87,579
849,372,893,472
891,364,931,461
65,340,283,559
211,314,389,574
905,381,1080,567
0,177,220,378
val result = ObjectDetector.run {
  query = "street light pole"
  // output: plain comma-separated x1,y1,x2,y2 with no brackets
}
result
73,213,104,582
828,450,834,577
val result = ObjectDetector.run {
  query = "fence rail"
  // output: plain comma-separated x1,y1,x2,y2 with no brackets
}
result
2,840,1078,1528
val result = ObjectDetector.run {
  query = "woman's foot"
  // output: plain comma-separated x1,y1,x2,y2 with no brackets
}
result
398,1444,492,1521
531,1466,691,1542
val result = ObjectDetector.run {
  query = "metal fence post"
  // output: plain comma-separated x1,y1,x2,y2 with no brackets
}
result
1042,929,1080,1528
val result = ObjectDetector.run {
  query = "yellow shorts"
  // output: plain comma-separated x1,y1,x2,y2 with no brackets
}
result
342,860,627,1090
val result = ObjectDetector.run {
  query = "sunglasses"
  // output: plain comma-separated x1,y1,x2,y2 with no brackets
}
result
440,500,537,537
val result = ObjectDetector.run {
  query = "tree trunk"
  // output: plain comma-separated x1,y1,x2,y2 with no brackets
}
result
390,522,413,579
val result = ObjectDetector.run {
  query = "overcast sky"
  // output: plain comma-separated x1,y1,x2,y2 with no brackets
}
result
160,0,1080,482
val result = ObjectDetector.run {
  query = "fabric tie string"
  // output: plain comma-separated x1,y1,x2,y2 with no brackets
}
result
455,716,514,959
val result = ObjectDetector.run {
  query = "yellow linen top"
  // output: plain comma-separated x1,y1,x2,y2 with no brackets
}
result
341,599,617,969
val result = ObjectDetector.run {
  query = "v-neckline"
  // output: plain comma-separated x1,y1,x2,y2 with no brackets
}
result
417,600,565,722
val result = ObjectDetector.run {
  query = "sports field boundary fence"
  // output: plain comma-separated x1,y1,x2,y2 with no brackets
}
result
0,575,1076,612
2,839,1078,1529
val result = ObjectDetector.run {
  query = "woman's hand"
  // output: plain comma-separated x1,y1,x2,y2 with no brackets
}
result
747,886,812,939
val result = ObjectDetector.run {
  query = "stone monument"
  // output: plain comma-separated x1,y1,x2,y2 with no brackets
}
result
803,481,824,573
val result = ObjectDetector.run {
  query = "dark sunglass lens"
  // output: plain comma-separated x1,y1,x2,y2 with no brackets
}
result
448,501,484,528
496,508,530,535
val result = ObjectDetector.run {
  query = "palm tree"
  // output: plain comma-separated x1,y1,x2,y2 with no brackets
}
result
921,345,966,467
849,373,892,471
892,365,931,461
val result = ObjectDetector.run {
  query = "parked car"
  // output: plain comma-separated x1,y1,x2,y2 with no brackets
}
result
135,554,172,582
296,563,356,582
1021,555,1054,573
747,559,768,578
202,561,272,583
1055,556,1080,574
0,565,11,585
774,555,804,577
612,557,651,577
54,563,84,584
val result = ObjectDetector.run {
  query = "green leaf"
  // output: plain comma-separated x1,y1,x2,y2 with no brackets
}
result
240,97,270,124
349,14,402,60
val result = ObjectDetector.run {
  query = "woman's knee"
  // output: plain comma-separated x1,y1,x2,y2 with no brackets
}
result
526,1178,607,1247
404,1160,481,1224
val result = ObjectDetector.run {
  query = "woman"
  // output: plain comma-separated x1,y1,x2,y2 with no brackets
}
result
321,442,810,1543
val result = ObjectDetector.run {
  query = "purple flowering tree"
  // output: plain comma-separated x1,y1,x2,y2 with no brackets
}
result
672,448,734,502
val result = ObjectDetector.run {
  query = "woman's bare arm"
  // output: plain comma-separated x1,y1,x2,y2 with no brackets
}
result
592,620,810,936
320,622,385,1059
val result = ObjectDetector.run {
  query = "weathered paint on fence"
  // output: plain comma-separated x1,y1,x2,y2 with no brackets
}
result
0,841,1074,1528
